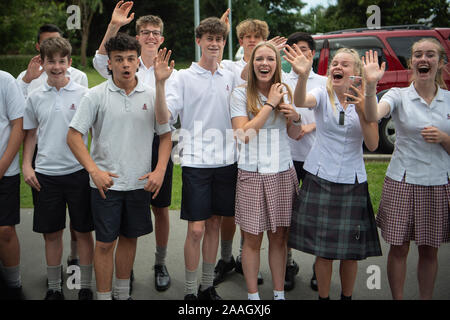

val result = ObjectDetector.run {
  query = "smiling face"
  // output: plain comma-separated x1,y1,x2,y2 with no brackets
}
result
136,23,164,55
196,32,225,60
411,40,443,83
107,50,139,84
252,45,278,83
42,53,71,85
329,52,358,89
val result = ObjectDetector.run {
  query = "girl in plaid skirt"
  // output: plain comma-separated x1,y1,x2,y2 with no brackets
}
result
283,45,382,300
230,42,302,300
364,40,450,299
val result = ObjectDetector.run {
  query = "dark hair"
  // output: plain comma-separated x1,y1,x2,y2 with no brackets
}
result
195,17,227,39
37,24,63,43
105,33,141,58
104,33,141,75
40,37,72,61
286,32,315,51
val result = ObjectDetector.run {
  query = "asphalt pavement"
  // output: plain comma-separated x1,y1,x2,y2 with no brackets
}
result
12,208,450,300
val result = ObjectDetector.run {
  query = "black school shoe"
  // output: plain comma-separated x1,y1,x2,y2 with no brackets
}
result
154,264,171,291
44,289,64,300
235,255,264,285
284,260,300,291
184,294,197,300
197,286,222,300
213,256,236,286
78,288,93,300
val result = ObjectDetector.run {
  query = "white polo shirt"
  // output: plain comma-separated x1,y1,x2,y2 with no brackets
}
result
230,86,293,173
284,70,328,162
304,87,367,184
220,58,247,86
69,78,171,191
92,51,178,89
17,66,88,99
381,83,450,186
0,71,25,177
23,80,88,176
166,62,237,168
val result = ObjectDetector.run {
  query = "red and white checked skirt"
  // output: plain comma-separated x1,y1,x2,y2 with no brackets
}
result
235,167,299,235
376,176,450,248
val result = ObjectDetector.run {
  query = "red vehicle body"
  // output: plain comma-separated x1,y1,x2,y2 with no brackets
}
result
311,25,450,152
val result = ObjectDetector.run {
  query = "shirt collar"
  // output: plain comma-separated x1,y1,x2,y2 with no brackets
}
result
139,56,154,72
107,76,145,94
408,82,445,102
191,62,223,76
42,78,76,92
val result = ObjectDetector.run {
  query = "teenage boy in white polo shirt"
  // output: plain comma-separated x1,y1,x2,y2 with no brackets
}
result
283,32,328,292
92,1,175,292
22,37,94,300
166,17,237,300
17,24,88,270
0,70,25,300
67,33,173,300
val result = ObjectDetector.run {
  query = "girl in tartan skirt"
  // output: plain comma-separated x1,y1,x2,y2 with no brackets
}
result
283,45,382,300
230,42,302,300
363,40,450,300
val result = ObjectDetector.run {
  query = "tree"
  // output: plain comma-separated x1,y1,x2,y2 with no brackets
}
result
75,0,103,67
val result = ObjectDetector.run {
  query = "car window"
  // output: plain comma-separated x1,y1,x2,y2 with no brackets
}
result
386,36,448,68
328,36,387,69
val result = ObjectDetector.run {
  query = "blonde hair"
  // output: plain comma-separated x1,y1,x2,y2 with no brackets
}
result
409,38,448,90
326,48,363,112
236,19,269,41
246,42,292,118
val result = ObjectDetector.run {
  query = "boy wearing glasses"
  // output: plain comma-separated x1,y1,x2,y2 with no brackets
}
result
92,1,175,292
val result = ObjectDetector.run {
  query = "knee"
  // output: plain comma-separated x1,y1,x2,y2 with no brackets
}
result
0,226,16,242
188,225,205,243
390,244,410,259
418,246,438,261
95,241,115,254
44,231,63,243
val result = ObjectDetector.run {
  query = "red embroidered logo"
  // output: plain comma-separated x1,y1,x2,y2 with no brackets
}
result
226,85,230,92
447,113,450,119
70,104,76,110
143,104,148,110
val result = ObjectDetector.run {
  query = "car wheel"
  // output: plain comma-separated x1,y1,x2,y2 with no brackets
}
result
378,117,395,153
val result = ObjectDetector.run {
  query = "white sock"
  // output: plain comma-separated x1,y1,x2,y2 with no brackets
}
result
97,291,112,300
113,278,130,300
274,290,285,300
248,292,260,300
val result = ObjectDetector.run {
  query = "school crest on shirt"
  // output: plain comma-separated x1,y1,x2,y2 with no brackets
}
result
226,85,230,92
143,103,148,110
70,104,76,110
447,113,450,120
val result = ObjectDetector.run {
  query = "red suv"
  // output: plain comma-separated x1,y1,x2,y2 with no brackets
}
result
311,25,450,153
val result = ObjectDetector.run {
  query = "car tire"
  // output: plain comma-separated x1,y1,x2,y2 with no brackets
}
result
378,117,395,154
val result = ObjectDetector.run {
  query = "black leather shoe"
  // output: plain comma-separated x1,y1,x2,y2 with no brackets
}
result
78,288,93,300
235,255,263,285
213,256,236,285
154,265,171,292
44,289,64,300
184,294,197,300
284,260,300,291
67,257,79,267
197,286,222,300
310,263,318,291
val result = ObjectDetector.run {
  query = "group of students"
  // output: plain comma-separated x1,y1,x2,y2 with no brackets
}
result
0,0,449,301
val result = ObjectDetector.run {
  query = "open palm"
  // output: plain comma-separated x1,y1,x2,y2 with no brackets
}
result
110,0,135,27
283,44,312,77
154,48,174,82
362,50,386,85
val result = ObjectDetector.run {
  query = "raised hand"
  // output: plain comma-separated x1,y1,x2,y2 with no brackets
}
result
22,55,44,83
110,0,135,28
362,50,386,85
267,36,287,52
283,44,312,78
154,48,175,82
220,8,231,34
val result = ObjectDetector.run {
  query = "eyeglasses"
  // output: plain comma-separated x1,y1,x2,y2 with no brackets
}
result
139,30,162,37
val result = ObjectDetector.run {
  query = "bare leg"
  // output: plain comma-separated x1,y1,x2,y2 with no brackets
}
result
241,231,263,294
387,243,410,300
315,257,333,298
267,227,288,291
339,260,358,297
94,240,116,292
0,226,20,267
417,245,438,300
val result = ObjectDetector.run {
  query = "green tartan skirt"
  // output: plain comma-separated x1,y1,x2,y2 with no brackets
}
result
288,173,382,260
